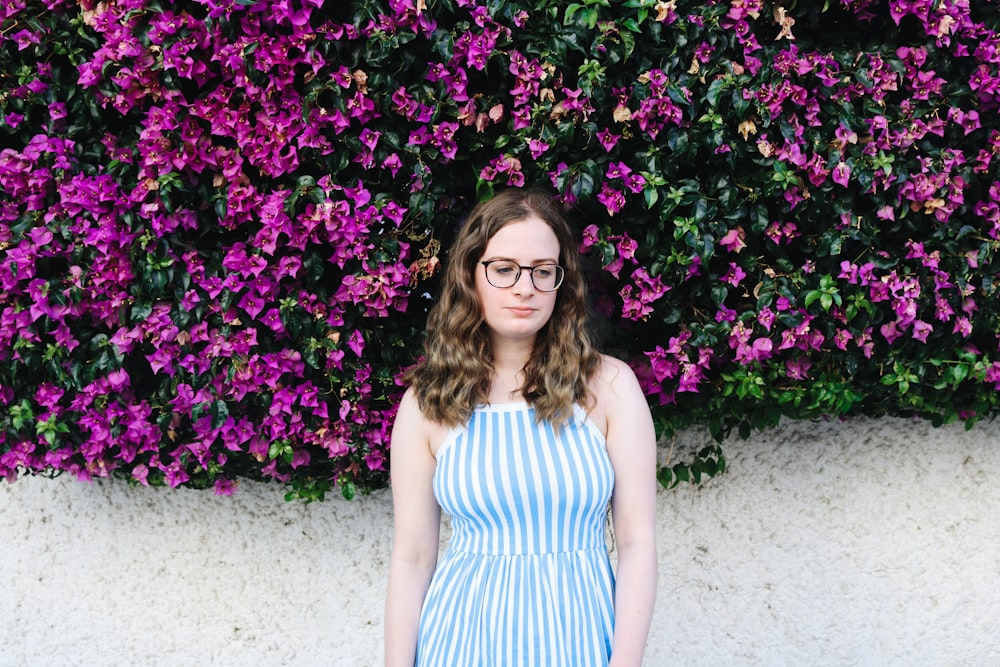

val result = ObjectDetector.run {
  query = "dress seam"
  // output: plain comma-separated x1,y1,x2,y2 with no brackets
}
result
444,546,609,557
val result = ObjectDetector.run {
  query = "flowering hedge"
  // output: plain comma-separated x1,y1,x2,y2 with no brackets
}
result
2,0,999,499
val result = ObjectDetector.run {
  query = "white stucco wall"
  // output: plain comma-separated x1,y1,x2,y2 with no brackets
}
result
2,416,999,667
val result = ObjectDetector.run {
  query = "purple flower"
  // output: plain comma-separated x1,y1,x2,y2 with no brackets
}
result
214,479,236,495
527,138,550,159
597,129,620,152
605,161,632,179
619,268,670,320
12,29,40,51
854,328,875,359
953,317,973,337
719,227,746,253
580,224,599,250
597,183,626,216
880,320,903,344
106,368,130,392
164,461,190,488
757,307,775,331
985,362,1000,390
715,305,737,323
624,173,646,193
832,161,851,187
348,330,365,356
911,320,933,343
722,262,747,286
786,357,811,380
132,464,150,487
934,295,954,322
261,308,285,335
614,233,638,261
765,221,798,244
677,362,705,393
646,347,680,382
479,154,524,187
734,334,774,365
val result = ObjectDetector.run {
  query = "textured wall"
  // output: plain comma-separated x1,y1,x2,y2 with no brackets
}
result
3,416,999,667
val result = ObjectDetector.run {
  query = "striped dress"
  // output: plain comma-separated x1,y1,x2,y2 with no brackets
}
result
415,401,616,667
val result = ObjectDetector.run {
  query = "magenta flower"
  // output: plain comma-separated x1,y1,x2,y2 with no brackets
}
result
614,233,638,262
880,321,903,344
834,124,859,148
620,268,670,320
646,347,680,382
833,328,852,351
719,227,746,253
853,329,875,359
479,154,524,187
131,464,150,487
527,138,550,159
734,335,774,365
757,307,775,331
597,128,620,152
348,330,365,357
715,305,737,323
261,308,285,335
580,224,599,250
832,161,851,187
911,320,933,343
605,161,632,179
431,122,459,160
597,183,626,216
722,262,747,287
624,173,646,193
214,479,236,495
677,362,705,393
12,29,41,50
934,295,954,322
953,317,973,337
786,357,811,380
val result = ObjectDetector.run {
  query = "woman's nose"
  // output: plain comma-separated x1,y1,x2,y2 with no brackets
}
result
511,268,535,294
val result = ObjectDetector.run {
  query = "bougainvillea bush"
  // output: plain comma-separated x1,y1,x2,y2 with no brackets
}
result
2,0,999,499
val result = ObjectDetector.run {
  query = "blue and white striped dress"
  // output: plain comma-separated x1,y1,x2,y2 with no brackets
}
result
416,401,616,667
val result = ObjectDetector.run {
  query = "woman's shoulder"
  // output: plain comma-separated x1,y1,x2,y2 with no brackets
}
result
395,386,456,457
592,353,641,397
582,354,643,437
588,354,656,456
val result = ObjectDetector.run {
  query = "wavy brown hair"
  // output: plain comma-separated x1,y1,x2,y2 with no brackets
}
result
405,188,601,427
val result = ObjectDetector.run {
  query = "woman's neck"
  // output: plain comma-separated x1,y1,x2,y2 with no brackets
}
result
488,337,534,402
490,333,534,369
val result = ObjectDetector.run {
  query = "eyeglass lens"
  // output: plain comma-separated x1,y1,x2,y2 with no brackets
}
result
484,261,564,291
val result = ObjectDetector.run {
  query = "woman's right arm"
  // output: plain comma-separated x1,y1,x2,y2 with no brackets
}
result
384,388,441,667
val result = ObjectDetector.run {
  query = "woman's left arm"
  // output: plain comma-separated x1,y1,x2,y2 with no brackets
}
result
602,357,658,667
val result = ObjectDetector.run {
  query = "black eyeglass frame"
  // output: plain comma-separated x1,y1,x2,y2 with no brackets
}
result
480,260,565,292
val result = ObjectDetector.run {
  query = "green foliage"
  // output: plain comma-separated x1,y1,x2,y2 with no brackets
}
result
2,0,1000,498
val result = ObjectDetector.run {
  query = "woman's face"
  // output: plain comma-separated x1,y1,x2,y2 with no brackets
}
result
474,215,561,347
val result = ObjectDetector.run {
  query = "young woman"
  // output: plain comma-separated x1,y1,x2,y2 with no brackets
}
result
384,188,657,667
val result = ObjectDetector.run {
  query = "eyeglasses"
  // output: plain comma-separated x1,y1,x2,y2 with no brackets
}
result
480,260,565,292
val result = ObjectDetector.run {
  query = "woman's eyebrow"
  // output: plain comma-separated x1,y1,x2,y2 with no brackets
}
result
483,255,560,264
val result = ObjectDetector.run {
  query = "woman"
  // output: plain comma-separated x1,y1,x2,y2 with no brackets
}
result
384,188,657,667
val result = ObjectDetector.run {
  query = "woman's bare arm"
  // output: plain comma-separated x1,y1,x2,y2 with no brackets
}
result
600,357,658,667
384,389,441,667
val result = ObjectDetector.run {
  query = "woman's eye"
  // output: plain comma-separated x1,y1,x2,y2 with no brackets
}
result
534,268,553,279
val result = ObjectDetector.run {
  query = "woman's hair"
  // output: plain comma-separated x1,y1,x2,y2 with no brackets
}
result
405,187,601,427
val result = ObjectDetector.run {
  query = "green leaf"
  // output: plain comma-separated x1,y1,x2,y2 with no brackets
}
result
706,78,727,108
643,187,659,209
